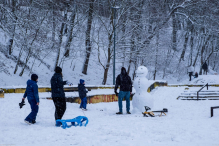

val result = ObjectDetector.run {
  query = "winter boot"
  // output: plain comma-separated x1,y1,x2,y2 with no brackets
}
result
127,111,131,114
55,122,62,127
116,112,123,114
24,120,32,125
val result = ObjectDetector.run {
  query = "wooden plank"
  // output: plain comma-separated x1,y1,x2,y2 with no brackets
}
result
181,93,219,95
178,95,219,97
0,81,167,94
44,94,134,104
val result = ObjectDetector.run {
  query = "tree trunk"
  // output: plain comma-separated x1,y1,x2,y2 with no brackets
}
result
132,61,138,80
189,26,194,66
8,0,17,55
64,9,76,58
154,33,159,80
82,0,94,75
127,59,131,75
179,32,188,63
19,48,31,76
52,5,56,46
172,13,177,51
199,35,211,75
14,46,24,74
102,35,113,85
55,20,65,68
193,35,203,66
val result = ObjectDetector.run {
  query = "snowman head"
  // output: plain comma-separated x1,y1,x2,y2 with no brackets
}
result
136,66,148,77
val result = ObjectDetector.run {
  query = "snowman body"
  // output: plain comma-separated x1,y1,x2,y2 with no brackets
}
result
132,66,154,113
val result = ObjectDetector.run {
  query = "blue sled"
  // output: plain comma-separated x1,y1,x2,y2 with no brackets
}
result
56,116,89,129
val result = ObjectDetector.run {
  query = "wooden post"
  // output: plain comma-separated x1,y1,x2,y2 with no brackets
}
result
211,106,219,117
0,89,4,98
211,107,213,117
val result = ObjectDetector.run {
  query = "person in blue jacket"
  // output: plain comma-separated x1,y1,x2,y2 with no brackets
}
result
22,74,39,125
78,79,88,111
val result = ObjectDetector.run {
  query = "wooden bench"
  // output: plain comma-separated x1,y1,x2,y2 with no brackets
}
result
211,106,219,117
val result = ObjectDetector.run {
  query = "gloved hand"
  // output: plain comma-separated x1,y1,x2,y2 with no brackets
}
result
19,99,25,109
66,81,73,86
115,91,118,96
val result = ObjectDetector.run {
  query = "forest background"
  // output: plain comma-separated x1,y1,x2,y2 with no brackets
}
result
0,0,219,86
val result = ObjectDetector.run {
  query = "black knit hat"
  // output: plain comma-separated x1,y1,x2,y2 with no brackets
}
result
55,66,62,73
121,67,127,74
31,74,38,81
121,67,126,72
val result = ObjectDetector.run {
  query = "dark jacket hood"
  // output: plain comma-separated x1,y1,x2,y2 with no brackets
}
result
80,79,85,85
27,80,37,86
121,67,127,75
55,66,62,73
54,73,62,76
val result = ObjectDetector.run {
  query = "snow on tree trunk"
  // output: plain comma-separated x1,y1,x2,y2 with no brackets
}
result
82,0,94,75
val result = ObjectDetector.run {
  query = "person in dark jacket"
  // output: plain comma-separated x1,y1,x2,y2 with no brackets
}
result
188,72,193,81
50,66,68,123
194,72,198,78
187,66,194,81
202,62,208,75
115,67,132,114
78,79,88,111
22,74,39,125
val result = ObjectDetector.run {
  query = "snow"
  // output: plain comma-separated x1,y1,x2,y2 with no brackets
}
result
1,86,219,146
173,75,219,85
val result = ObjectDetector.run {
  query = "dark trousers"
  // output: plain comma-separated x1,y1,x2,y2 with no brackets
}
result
80,97,87,109
52,97,66,120
189,72,193,81
25,99,39,122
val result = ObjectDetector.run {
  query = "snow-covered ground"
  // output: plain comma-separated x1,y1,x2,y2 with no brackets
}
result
170,75,219,85
1,86,219,146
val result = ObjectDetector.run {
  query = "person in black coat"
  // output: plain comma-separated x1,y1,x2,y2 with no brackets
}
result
78,79,88,111
202,62,208,75
50,66,67,122
114,67,132,114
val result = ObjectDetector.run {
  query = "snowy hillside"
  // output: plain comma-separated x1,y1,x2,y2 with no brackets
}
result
177,75,219,85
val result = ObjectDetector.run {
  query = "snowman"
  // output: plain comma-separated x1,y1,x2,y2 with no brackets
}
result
132,66,154,113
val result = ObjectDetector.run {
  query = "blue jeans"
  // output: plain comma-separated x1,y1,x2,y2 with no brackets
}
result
80,97,87,109
25,99,39,122
118,91,130,113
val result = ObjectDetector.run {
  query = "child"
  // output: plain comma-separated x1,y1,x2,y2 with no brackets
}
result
78,79,88,111
194,72,198,78
22,74,39,125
